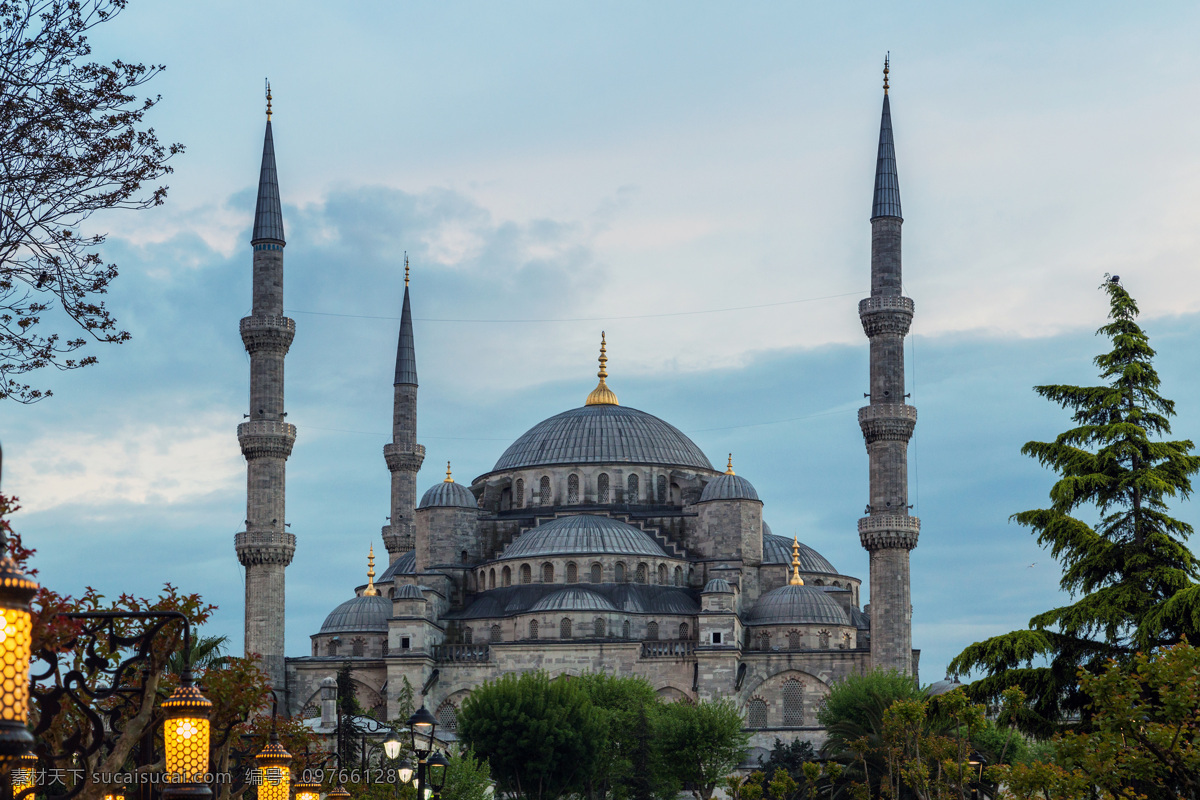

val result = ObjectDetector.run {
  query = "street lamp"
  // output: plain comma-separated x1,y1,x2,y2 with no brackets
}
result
102,789,126,800
161,671,214,800
406,707,441,800
11,752,36,796
0,501,38,764
254,695,292,800
384,728,402,760
294,775,322,800
397,759,414,785
425,752,448,800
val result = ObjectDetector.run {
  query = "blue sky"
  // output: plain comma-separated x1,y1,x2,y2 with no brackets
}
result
4,2,1200,683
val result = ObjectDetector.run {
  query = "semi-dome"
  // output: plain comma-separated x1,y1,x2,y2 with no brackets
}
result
419,478,478,509
703,578,734,594
763,533,837,574
746,584,849,626
530,587,619,613
379,550,416,580
394,584,425,600
500,515,668,559
489,404,713,474
319,594,391,634
699,473,760,503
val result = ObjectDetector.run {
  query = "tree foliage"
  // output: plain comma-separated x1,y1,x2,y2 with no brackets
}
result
949,277,1200,734
655,699,750,800
0,0,183,402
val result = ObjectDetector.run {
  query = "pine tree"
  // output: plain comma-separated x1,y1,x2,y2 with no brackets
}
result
949,276,1200,735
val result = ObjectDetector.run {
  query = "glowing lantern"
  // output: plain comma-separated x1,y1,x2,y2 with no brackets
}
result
161,677,213,798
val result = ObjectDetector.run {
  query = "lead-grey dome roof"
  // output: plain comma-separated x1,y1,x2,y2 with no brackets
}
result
449,584,699,620
490,405,713,474
394,584,424,600
763,534,837,574
699,473,760,502
530,587,619,613
419,481,478,509
703,578,734,594
746,584,849,626
500,515,668,559
379,550,416,581
320,594,391,634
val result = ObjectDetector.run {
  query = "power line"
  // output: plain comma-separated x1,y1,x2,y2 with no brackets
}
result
284,289,865,324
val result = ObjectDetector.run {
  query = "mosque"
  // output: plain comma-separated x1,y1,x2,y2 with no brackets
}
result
233,68,921,753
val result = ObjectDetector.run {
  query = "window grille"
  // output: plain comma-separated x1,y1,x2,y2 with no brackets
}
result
636,563,648,583
674,566,683,586
622,620,631,638
658,564,667,584
567,562,577,583
539,475,551,505
490,624,502,643
657,475,667,503
530,620,539,639
542,563,554,582
502,566,511,587
464,627,473,644
615,562,625,582
521,564,532,584
436,701,458,732
352,638,365,657
561,618,572,638
627,473,639,501
788,630,801,650
515,479,524,508
747,698,768,728
783,680,804,726
818,629,831,649
647,621,659,640
590,563,602,583
679,623,689,639
568,474,579,504
598,473,610,503
594,617,605,637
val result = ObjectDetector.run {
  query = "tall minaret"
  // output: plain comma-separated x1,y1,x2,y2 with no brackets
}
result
857,58,919,675
382,255,425,563
235,83,296,691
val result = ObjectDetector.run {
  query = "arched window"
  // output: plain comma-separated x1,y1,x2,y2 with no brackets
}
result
818,629,831,649
568,474,579,504
813,579,824,586
539,475,551,505
758,631,770,651
560,618,572,638
636,563,648,583
657,475,667,503
622,619,631,638
679,623,689,640
530,619,539,640
381,639,389,656
515,478,524,508
490,624,502,643
627,473,639,501
461,550,469,564
436,700,458,732
542,563,554,583
567,562,578,583
591,562,602,583
615,562,626,582
646,621,659,640
597,473,610,503
502,566,511,587
788,630,801,650
352,638,365,657
747,698,768,728
673,566,683,586
657,564,667,585
670,482,681,504
489,569,496,590
783,680,804,726
327,640,339,656
832,581,841,588
843,632,853,649
464,627,473,644
594,617,605,637
521,564,532,584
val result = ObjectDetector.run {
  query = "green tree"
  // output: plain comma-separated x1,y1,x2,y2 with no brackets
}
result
656,699,749,800
994,641,1200,800
949,277,1200,734
457,671,604,800
442,747,493,800
0,0,184,402
574,672,659,800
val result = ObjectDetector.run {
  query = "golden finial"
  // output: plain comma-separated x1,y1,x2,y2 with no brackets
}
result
363,545,379,596
789,535,805,586
444,461,453,482
883,53,890,95
585,331,619,406
404,252,410,287
265,79,273,121
725,454,735,475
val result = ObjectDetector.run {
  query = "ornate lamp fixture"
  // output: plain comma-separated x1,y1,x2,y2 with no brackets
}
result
102,788,126,800
406,706,437,756
11,751,37,796
0,446,38,764
293,774,321,800
161,672,214,799
254,695,292,800
426,752,449,798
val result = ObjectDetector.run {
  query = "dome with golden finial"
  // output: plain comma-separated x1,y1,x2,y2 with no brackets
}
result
585,332,619,406
419,461,479,509
698,454,760,502
362,546,379,596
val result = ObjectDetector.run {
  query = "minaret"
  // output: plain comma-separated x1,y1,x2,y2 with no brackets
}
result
382,255,425,563
235,82,296,692
857,58,919,675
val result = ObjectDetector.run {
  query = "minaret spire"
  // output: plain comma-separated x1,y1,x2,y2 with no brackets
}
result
382,257,425,562
236,88,297,695
858,64,919,676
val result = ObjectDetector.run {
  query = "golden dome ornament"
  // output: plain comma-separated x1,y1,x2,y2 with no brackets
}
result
585,332,619,406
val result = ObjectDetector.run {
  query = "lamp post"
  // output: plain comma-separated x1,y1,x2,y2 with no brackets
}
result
425,752,448,800
161,667,214,800
0,445,38,768
406,707,439,800
253,695,292,800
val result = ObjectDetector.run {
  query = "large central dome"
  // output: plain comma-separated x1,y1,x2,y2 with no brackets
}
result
490,404,714,473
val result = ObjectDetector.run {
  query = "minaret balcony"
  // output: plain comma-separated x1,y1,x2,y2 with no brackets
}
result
384,442,426,472
857,515,920,551
858,296,913,337
240,314,296,354
235,530,297,566
858,404,917,443
238,420,297,460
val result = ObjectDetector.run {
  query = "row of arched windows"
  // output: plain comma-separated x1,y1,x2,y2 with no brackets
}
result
507,473,673,507
753,629,850,651
482,561,686,589
745,680,805,728
463,619,692,643
320,637,370,657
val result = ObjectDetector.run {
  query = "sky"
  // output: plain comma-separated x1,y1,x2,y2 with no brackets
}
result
4,1,1200,684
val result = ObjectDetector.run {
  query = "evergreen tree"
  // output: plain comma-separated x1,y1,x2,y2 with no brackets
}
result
949,276,1200,734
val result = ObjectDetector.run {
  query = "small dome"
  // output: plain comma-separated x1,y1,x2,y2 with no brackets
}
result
746,584,849,626
763,521,773,537
849,606,870,630
530,587,619,613
501,515,668,559
762,533,837,574
394,584,425,600
320,594,391,634
699,473,760,503
702,578,734,594
927,677,964,697
419,481,478,509
379,550,416,580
